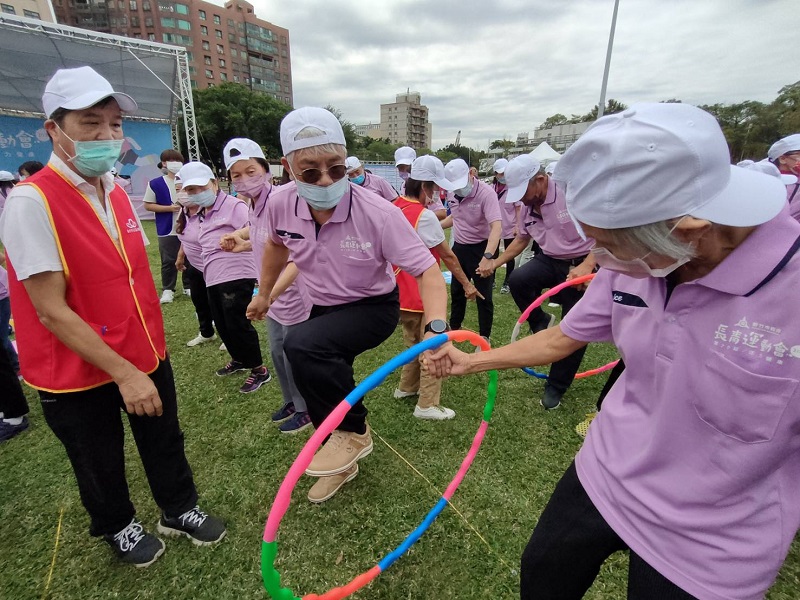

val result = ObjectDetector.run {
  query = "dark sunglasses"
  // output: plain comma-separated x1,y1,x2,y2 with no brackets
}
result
297,164,348,184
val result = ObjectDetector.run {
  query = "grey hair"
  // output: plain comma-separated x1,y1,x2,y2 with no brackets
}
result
606,218,696,261
286,126,346,165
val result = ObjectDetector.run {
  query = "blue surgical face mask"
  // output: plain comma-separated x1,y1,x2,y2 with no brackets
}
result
188,188,217,208
57,125,123,178
496,175,506,185
290,166,349,210
399,171,410,181
455,179,474,198
350,173,365,186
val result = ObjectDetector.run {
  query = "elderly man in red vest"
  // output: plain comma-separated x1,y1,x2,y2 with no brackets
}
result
0,66,224,568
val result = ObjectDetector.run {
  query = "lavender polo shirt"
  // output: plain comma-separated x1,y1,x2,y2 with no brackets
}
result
449,179,501,244
249,183,312,326
518,177,594,259
198,191,257,287
494,182,520,238
360,172,398,202
266,182,436,306
786,182,800,222
177,210,204,271
561,206,800,600
0,264,8,300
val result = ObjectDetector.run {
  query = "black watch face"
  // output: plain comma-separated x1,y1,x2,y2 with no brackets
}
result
483,253,493,259
427,319,448,334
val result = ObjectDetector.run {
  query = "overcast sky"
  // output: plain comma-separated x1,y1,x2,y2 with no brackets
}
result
230,0,795,150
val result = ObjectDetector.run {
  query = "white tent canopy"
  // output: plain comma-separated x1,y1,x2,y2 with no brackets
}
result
530,141,562,162
0,14,198,157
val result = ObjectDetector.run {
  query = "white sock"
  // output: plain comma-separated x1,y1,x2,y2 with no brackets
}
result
3,417,24,426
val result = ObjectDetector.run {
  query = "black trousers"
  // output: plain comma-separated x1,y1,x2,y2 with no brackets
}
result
597,359,625,411
158,235,186,292
450,241,495,338
521,462,697,600
39,359,198,537
206,279,262,368
501,237,516,285
508,252,587,394
284,289,399,434
185,263,214,338
0,332,28,419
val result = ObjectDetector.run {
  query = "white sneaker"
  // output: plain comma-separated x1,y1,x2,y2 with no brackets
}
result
186,333,216,347
393,388,418,399
219,342,227,351
414,405,456,420
160,290,175,304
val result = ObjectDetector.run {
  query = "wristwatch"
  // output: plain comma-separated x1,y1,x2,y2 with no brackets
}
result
482,252,494,260
424,319,450,335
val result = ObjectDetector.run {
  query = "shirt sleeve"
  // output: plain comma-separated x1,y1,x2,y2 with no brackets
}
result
381,207,436,276
415,209,446,249
482,186,502,224
380,178,399,201
265,197,285,246
142,182,157,204
231,197,251,229
559,269,614,343
0,186,64,279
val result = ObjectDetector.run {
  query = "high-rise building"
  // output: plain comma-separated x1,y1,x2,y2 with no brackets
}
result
1,0,56,21
52,0,292,104
379,91,431,149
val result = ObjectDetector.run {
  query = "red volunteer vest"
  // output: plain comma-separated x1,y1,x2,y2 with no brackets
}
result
393,196,440,312
6,165,167,393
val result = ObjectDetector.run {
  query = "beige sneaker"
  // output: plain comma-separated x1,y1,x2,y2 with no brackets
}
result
305,427,373,477
307,465,359,504
414,405,456,420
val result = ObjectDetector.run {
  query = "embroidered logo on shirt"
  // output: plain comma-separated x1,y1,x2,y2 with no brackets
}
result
125,218,140,233
340,235,372,253
612,290,648,307
275,229,305,240
713,316,799,365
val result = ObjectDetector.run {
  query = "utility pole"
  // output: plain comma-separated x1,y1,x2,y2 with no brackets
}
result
597,0,620,120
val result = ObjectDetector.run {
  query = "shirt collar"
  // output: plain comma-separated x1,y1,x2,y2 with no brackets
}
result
542,176,557,206
695,205,800,296
48,152,115,192
204,190,228,217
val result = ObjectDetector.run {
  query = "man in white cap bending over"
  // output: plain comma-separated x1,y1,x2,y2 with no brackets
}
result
0,66,224,568
768,133,800,219
345,155,398,202
427,102,799,600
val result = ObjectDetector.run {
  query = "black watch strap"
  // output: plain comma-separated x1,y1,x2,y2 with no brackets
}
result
424,319,450,335
483,252,494,259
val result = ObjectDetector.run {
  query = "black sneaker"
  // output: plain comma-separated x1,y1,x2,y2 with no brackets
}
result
278,411,312,434
271,402,296,423
239,366,272,393
103,519,165,568
215,360,248,377
540,386,563,410
0,417,29,443
157,506,226,546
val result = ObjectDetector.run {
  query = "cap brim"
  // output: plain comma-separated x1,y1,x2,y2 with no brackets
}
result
691,165,787,227
395,159,414,166
449,174,468,190
60,90,138,114
182,176,214,187
494,167,506,174
225,155,250,170
435,177,458,191
505,182,527,203
781,173,798,185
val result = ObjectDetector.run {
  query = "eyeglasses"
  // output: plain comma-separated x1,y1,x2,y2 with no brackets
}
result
296,164,348,184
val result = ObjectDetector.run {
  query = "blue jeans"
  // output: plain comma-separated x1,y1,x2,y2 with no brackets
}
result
0,297,18,373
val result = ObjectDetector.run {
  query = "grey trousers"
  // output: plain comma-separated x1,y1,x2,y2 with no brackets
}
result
266,316,307,412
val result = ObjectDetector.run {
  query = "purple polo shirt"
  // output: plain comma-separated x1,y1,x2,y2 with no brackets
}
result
0,264,8,300
249,183,312,326
449,179,501,244
198,191,257,287
561,206,800,600
266,182,436,306
494,182,519,238
786,182,800,222
360,172,398,202
177,210,204,271
518,177,593,259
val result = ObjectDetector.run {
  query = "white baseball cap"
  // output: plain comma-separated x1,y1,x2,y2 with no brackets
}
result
492,158,509,174
556,103,787,230
223,138,266,170
280,107,346,156
410,155,458,191
42,66,137,119
504,154,542,203
394,146,416,166
744,159,798,185
544,161,558,176
177,162,216,187
345,156,362,173
0,170,15,181
444,158,470,190
767,134,800,161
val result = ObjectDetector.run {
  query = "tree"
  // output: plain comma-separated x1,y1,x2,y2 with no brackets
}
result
581,99,628,122
188,83,292,170
324,105,359,152
490,138,515,151
539,113,569,130
700,101,768,161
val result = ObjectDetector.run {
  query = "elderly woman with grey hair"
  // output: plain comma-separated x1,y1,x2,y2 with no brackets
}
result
427,103,800,600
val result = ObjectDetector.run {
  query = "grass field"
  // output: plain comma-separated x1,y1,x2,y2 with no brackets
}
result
1,219,798,599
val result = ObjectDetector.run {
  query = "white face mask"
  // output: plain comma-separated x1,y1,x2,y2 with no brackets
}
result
165,161,182,174
455,179,473,198
289,165,348,210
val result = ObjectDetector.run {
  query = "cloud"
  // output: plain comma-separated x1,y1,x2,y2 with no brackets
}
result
241,0,796,149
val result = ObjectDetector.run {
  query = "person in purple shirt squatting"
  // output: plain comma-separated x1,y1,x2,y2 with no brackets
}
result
178,162,271,394
247,107,449,504
427,102,800,600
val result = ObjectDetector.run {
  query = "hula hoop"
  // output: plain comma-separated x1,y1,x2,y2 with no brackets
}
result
261,330,498,600
510,273,619,379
